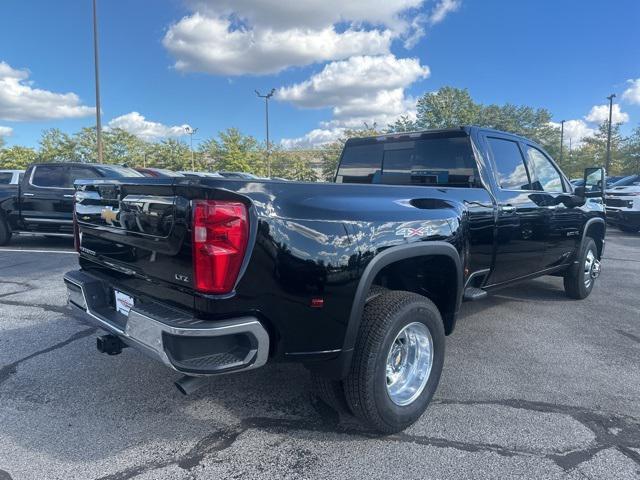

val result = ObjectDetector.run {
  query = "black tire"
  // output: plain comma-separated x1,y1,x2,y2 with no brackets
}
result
310,373,351,415
344,290,445,434
619,225,640,233
0,217,11,246
564,237,599,299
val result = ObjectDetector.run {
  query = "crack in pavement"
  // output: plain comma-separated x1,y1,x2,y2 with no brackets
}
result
0,299,71,316
93,397,640,480
0,328,96,387
614,328,640,345
436,398,640,471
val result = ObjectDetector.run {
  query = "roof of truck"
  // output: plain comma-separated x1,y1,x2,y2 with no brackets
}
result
345,126,535,145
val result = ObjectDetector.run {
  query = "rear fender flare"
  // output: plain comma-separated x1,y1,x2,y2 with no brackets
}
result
343,241,463,352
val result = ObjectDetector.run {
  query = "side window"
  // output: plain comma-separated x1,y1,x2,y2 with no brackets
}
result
69,167,101,185
335,143,382,184
31,165,70,188
0,172,12,184
525,146,565,192
487,137,531,190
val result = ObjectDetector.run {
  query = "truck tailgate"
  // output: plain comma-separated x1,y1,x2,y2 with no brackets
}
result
74,179,194,290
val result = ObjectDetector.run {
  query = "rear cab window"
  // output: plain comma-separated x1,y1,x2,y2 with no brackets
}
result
336,131,479,187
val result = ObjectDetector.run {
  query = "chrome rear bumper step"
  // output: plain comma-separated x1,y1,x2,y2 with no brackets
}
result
64,269,270,376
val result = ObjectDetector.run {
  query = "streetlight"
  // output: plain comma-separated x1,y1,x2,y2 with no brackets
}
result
92,0,103,164
605,93,616,173
185,126,198,171
559,120,565,164
256,88,276,177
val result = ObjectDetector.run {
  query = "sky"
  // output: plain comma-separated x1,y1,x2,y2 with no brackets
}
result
1,0,639,150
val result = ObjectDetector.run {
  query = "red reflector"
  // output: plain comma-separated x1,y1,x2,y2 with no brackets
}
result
311,298,324,308
192,200,249,294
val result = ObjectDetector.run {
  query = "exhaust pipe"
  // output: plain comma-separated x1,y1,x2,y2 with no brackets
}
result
175,375,209,395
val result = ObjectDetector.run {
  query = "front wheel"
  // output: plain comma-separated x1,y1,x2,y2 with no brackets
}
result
344,290,445,434
564,237,600,299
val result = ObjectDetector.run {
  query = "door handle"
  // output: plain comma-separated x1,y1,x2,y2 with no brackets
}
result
23,193,34,197
501,204,516,212
63,194,75,198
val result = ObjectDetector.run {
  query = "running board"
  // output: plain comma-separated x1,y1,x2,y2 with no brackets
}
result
463,287,488,302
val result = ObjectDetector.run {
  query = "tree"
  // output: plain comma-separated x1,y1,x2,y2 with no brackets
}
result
622,126,640,174
200,128,264,174
0,145,38,169
270,148,318,181
144,138,192,171
415,87,480,129
478,104,560,157
39,128,77,162
387,115,417,133
103,128,147,166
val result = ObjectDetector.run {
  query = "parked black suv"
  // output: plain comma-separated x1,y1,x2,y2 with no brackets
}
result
64,127,606,432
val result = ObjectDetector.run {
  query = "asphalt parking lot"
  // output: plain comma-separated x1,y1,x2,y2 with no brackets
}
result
0,231,639,480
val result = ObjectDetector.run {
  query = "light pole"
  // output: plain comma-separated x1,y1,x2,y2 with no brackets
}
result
256,88,275,177
92,0,103,164
559,120,565,164
185,126,198,171
605,93,616,173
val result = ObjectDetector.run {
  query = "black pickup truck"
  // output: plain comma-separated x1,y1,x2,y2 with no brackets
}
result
64,127,606,433
0,162,142,245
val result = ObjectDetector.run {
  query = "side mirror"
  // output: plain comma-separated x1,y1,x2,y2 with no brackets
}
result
581,167,605,199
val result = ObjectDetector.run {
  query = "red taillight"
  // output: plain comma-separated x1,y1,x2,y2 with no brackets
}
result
192,200,249,294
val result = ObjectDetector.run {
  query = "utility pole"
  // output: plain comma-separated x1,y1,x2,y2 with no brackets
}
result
559,120,565,164
185,126,198,171
92,0,103,164
255,89,276,177
605,93,616,173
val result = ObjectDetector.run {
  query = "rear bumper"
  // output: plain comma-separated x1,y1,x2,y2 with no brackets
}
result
63,269,269,376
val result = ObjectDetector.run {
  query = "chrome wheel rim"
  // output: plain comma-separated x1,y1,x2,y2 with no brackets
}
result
385,322,433,406
583,249,599,288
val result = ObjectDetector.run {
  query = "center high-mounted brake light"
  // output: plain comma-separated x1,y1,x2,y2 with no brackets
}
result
191,200,249,294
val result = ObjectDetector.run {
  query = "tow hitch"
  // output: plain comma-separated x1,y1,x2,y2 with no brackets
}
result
96,334,127,355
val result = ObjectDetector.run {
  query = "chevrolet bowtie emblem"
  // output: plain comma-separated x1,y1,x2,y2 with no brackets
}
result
101,207,118,225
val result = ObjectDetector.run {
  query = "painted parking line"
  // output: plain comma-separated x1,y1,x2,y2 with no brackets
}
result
0,248,77,254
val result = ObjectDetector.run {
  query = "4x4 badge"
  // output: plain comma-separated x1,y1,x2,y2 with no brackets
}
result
396,225,435,238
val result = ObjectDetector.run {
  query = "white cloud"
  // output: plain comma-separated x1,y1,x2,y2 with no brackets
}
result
429,0,462,25
281,127,346,149
277,55,428,129
0,61,94,121
622,78,640,105
163,14,392,75
550,120,596,146
107,112,190,141
585,103,629,124
0,126,13,137
164,1,459,75
552,100,630,147
185,0,424,31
